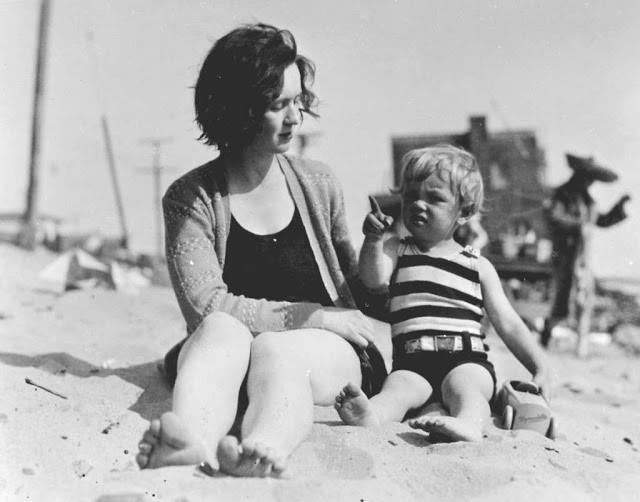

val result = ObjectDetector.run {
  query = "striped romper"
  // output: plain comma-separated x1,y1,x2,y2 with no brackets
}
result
389,238,496,401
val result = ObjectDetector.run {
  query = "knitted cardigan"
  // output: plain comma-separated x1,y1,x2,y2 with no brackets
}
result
163,153,360,335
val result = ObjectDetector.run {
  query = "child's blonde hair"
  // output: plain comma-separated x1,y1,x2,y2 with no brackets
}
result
396,144,484,217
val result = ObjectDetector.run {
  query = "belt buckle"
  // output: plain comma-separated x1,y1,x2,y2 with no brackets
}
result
435,335,456,352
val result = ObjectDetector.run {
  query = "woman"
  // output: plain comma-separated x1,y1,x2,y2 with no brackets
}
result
135,23,390,477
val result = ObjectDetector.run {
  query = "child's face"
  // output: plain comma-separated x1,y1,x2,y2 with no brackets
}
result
401,169,465,247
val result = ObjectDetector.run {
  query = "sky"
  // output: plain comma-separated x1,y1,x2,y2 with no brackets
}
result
1,0,639,279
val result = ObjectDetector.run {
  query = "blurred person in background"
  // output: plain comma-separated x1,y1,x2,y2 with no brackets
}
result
540,153,630,356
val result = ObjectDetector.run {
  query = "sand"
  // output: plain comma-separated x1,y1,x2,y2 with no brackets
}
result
1,242,639,501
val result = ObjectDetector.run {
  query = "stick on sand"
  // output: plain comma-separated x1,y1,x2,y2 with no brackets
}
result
25,377,68,399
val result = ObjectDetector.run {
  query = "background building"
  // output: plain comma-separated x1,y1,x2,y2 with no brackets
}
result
375,116,553,282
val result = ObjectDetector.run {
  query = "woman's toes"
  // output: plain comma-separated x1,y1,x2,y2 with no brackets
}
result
136,452,149,468
142,428,159,445
149,419,161,436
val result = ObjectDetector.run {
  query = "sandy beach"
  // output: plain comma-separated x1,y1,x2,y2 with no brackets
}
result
1,242,639,502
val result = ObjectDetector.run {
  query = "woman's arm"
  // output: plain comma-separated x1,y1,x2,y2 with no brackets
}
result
478,256,553,397
163,176,322,336
164,170,376,346
321,172,389,345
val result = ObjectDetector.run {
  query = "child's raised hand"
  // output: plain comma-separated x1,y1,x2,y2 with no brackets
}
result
363,195,394,238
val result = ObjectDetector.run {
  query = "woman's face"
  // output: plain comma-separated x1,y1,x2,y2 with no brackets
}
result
250,63,303,154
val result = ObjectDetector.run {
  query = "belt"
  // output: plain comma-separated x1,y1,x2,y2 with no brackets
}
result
403,334,486,354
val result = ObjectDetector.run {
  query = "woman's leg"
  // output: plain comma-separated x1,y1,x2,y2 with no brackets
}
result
217,328,363,477
137,312,252,469
409,363,494,442
335,370,432,426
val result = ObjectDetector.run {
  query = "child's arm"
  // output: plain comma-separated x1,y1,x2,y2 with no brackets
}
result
478,256,554,398
358,196,399,290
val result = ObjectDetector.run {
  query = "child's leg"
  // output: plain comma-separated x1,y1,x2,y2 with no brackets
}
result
217,328,366,477
409,363,493,441
335,370,432,426
136,312,252,469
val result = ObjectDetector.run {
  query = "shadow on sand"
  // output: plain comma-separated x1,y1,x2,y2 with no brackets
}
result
0,351,171,420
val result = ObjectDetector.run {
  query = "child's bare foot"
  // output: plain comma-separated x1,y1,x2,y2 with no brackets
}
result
334,382,380,427
136,412,208,469
408,415,483,442
217,436,286,477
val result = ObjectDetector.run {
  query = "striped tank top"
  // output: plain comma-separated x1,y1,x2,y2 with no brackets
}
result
389,238,484,345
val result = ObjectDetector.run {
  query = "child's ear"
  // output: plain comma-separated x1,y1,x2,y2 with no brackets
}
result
456,207,473,226
456,215,471,227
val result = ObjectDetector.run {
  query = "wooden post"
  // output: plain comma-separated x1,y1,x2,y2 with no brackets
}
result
101,116,130,249
19,0,51,249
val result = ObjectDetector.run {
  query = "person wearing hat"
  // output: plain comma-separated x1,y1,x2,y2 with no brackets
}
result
540,153,630,355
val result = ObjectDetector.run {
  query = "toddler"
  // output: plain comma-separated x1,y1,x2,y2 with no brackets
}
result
335,144,552,441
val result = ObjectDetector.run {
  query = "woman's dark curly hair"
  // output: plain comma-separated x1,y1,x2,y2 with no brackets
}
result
194,23,318,152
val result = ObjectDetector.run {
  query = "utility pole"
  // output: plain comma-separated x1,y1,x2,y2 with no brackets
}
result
138,138,174,258
19,0,51,249
86,28,130,251
101,117,129,250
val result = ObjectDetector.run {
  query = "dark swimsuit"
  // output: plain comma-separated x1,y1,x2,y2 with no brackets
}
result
163,207,386,398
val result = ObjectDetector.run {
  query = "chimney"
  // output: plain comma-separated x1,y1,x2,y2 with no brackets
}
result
469,116,487,150
468,116,490,193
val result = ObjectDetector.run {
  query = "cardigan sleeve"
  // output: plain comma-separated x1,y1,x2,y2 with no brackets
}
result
325,168,389,317
328,173,359,283
163,174,323,336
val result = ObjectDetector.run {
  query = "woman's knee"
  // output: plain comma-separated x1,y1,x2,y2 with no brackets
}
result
250,331,298,364
179,312,252,367
194,312,252,345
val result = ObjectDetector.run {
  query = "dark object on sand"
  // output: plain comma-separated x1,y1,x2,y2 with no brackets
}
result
25,377,68,399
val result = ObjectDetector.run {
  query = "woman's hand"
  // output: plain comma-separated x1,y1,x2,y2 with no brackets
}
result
320,307,375,348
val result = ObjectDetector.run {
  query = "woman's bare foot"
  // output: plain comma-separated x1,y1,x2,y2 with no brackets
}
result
408,415,483,442
334,382,380,427
217,436,286,477
136,412,209,469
